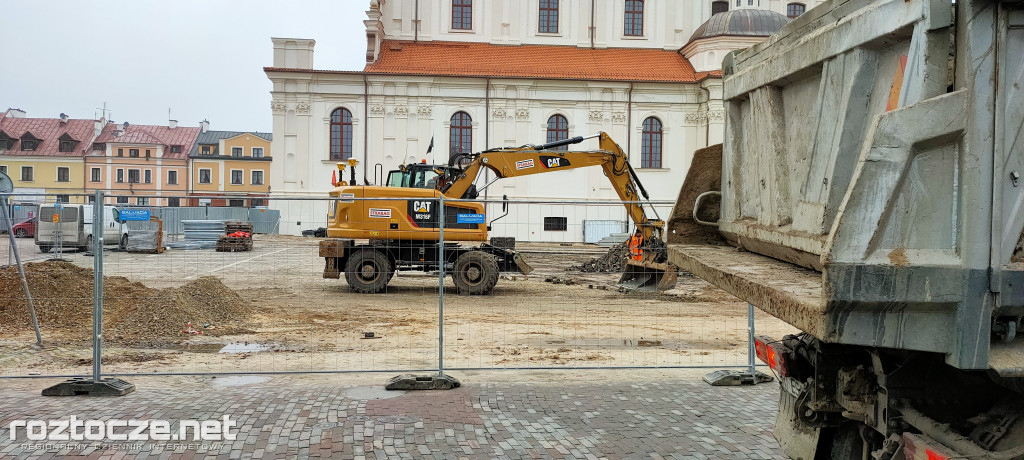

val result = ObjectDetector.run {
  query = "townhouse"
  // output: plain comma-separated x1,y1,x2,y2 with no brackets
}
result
1,109,272,207
84,121,200,206
0,110,101,204
189,129,272,207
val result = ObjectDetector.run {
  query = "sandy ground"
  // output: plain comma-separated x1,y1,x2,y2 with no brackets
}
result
0,235,798,379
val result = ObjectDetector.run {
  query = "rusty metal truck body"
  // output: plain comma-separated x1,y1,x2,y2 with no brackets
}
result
669,0,1024,457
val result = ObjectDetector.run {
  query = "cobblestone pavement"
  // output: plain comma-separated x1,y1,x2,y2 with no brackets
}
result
0,374,785,459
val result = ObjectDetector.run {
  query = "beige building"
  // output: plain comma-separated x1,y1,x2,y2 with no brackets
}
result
265,0,823,238
189,130,272,207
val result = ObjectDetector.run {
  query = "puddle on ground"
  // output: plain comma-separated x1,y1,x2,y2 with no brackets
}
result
176,342,276,354
343,386,405,400
218,342,270,353
211,376,269,387
175,343,222,353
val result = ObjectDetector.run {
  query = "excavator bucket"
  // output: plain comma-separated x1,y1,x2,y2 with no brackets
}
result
618,259,678,292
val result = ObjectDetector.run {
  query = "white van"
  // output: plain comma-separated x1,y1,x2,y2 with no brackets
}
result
35,204,130,252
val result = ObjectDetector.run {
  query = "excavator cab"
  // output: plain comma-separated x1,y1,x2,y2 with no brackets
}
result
385,162,448,190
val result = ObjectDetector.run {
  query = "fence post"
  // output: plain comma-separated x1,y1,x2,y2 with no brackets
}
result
92,190,104,383
42,189,135,396
437,195,445,377
747,303,756,380
0,194,42,347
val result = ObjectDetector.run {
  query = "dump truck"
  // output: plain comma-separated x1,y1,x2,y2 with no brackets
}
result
320,132,677,294
668,0,1024,458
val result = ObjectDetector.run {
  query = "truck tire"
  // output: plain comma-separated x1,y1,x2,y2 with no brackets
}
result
39,245,51,253
452,251,499,295
85,235,93,251
119,234,128,250
829,423,864,460
344,249,393,294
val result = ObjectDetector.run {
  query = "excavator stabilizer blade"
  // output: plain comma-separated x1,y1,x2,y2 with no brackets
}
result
513,252,534,275
617,260,678,292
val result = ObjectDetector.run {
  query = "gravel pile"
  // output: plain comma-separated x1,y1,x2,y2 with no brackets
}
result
0,261,253,344
569,242,630,273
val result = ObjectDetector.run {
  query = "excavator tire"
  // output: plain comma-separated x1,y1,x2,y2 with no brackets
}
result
452,251,499,295
344,249,393,294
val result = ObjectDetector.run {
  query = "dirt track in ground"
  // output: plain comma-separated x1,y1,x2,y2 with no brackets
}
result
0,237,797,377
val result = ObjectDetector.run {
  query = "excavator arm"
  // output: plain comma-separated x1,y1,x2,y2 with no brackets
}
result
441,132,677,290
443,132,664,242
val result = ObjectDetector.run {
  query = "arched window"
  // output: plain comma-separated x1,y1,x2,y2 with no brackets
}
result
786,2,806,18
624,0,644,36
640,117,662,169
450,112,472,158
330,108,352,160
711,1,729,15
452,0,472,30
546,115,568,150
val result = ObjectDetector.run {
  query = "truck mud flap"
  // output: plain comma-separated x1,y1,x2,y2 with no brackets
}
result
774,379,821,460
617,260,678,291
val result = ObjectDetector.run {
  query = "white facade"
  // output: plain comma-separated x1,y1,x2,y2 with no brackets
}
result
370,0,821,49
265,0,820,240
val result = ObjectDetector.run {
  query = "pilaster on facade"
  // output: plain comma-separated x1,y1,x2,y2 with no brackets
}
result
364,1,384,63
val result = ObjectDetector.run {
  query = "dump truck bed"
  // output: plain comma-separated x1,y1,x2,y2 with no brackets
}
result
667,243,1024,378
670,0,1024,373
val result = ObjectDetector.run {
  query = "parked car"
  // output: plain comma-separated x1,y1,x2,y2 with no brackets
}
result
12,217,36,238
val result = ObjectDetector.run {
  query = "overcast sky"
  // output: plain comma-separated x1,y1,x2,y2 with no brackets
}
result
0,1,368,133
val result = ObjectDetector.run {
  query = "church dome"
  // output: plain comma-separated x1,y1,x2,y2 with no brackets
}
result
688,9,789,43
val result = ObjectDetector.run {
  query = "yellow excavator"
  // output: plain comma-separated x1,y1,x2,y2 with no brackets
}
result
319,132,678,294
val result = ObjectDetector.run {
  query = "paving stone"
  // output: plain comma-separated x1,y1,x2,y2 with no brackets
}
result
0,379,785,459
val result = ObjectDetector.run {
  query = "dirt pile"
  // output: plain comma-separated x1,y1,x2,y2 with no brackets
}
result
568,242,629,273
0,261,253,344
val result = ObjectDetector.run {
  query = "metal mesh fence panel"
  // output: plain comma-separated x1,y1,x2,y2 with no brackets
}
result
439,198,794,371
0,193,796,380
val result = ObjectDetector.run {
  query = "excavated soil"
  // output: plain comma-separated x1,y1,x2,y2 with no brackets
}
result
569,242,630,273
0,261,253,345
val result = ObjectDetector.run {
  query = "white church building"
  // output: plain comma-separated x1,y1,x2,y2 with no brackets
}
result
264,0,821,240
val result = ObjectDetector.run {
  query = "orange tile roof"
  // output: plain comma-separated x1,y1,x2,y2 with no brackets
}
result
267,41,720,83
363,41,713,82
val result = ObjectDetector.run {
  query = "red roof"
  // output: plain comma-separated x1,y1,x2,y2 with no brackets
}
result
94,124,200,159
267,40,719,83
115,130,166,145
0,117,97,157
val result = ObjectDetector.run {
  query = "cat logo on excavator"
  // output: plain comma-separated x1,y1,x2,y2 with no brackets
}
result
413,201,432,213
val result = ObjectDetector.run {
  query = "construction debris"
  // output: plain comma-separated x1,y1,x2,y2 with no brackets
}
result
544,275,580,285
568,242,630,273
0,261,253,345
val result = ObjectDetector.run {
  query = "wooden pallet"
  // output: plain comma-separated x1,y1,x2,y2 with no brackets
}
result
224,221,254,234
216,235,253,252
